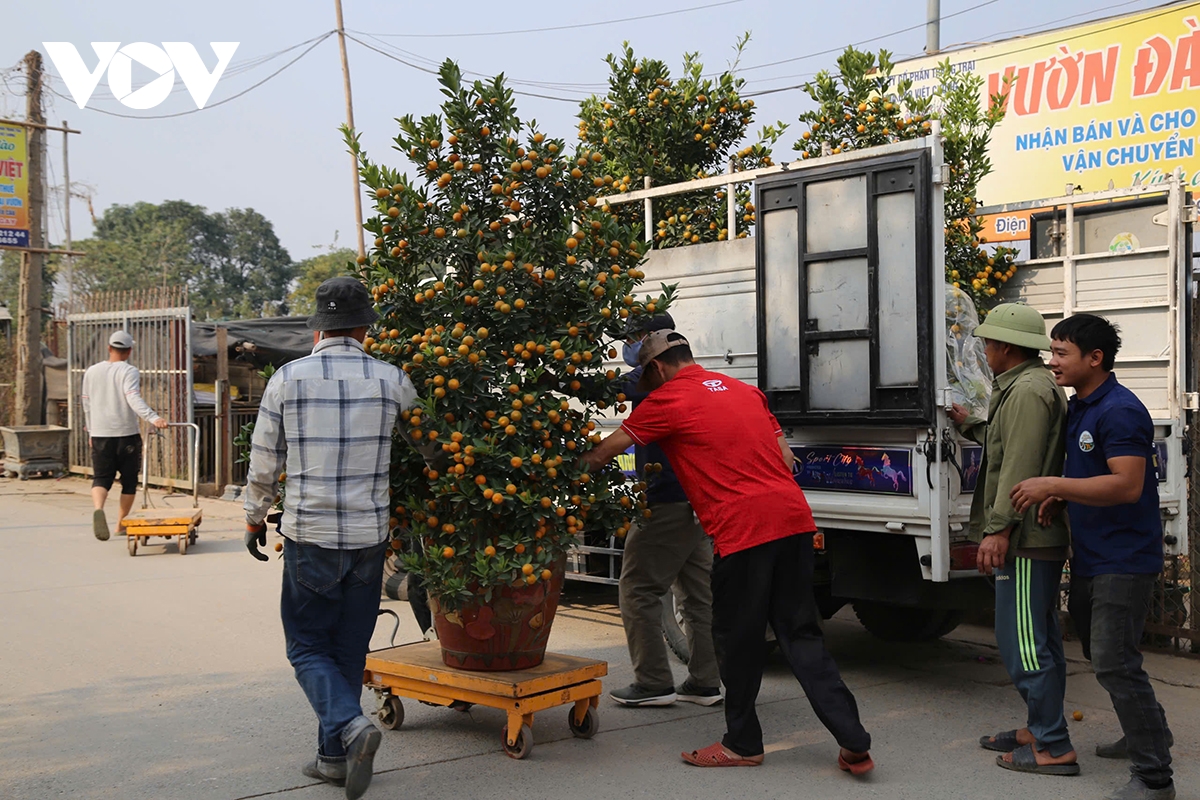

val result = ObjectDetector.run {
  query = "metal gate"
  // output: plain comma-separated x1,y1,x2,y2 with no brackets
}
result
67,307,195,489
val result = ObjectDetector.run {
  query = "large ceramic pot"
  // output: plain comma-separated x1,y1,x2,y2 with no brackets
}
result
431,557,566,671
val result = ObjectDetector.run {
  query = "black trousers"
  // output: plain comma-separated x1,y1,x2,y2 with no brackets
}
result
1069,572,1173,786
712,533,871,757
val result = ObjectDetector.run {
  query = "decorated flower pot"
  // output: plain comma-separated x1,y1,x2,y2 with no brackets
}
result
431,557,566,671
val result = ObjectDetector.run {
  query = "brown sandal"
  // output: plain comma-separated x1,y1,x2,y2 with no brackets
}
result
681,742,763,767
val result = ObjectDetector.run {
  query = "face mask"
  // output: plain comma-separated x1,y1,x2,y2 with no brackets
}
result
622,340,642,368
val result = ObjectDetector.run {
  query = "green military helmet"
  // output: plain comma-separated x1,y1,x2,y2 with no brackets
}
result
972,303,1052,351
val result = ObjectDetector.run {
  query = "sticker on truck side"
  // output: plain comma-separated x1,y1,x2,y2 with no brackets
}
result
791,446,913,496
960,445,982,493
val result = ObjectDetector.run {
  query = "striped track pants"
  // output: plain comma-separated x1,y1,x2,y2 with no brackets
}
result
993,556,1074,758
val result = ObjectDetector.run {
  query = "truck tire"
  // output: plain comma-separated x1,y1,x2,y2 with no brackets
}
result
661,588,783,665
662,590,691,665
852,601,963,642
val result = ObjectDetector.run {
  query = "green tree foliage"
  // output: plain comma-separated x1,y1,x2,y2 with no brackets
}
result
73,201,295,319
0,249,59,315
794,48,1015,311
289,247,358,315
579,37,786,247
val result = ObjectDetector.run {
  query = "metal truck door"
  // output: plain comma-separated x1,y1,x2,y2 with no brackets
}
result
755,147,938,426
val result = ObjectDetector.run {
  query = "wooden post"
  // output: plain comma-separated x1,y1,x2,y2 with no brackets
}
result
16,50,45,425
62,119,72,310
726,158,737,240
215,326,231,494
1190,253,1200,653
334,0,366,260
643,176,653,244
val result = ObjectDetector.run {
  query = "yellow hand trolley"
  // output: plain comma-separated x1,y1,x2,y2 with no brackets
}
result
364,640,606,759
122,423,203,556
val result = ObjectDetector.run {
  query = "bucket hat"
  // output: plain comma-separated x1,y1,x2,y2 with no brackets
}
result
306,277,380,331
973,303,1052,351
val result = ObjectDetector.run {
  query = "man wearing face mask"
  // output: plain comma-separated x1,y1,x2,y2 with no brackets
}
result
583,330,872,773
609,314,722,708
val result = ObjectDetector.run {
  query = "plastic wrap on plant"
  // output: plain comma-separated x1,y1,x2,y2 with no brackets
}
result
945,284,991,417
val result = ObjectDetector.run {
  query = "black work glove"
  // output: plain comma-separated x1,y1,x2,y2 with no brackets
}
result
245,521,269,562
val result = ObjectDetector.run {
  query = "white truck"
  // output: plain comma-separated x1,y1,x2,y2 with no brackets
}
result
589,133,1193,646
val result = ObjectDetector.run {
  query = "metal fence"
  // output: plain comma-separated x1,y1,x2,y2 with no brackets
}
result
195,405,257,486
67,306,195,489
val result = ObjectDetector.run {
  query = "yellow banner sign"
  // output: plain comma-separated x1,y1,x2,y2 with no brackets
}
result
0,123,30,248
896,3,1200,206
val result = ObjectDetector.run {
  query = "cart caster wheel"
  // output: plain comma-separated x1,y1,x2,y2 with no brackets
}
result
178,535,188,555
501,724,533,759
127,536,137,556
188,531,198,546
377,696,404,730
568,706,599,739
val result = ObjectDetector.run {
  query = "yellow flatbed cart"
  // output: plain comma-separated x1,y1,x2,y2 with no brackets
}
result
123,423,203,556
364,641,607,759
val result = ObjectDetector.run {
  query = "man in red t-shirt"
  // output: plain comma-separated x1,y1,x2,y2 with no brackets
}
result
583,330,873,773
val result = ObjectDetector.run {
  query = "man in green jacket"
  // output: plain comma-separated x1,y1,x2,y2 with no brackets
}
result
949,303,1078,776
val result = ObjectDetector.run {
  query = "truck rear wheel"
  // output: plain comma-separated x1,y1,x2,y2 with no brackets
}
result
662,590,691,665
852,601,963,642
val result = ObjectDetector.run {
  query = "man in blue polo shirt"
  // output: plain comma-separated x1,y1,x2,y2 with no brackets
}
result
1011,313,1174,800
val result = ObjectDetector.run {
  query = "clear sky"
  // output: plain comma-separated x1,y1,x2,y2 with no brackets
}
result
3,0,1170,264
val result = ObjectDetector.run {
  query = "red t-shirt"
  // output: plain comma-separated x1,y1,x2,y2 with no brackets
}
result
620,365,816,556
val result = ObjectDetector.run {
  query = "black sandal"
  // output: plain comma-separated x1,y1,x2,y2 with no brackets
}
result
979,729,1020,752
995,743,1080,776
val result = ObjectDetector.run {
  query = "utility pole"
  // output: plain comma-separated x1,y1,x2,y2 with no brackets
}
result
926,0,941,55
62,119,72,311
16,50,45,426
334,0,366,259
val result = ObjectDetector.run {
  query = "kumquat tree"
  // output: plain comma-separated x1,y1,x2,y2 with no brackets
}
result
345,60,673,611
794,47,1016,313
578,37,787,248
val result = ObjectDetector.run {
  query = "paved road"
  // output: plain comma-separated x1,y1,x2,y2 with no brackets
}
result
1,477,1195,800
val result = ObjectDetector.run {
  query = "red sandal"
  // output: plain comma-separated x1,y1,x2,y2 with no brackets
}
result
838,750,875,776
682,742,764,767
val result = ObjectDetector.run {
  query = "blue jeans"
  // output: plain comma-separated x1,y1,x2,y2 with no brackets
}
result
281,538,387,760
1069,572,1173,787
993,557,1073,757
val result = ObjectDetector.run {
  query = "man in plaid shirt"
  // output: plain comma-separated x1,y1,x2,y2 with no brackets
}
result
245,277,417,800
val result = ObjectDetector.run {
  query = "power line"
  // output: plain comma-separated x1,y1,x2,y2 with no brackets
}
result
344,34,585,103
740,0,1177,97
942,0,1160,49
354,0,743,39
724,0,1002,75
63,31,338,101
43,31,335,120
348,33,607,93
930,0,1193,63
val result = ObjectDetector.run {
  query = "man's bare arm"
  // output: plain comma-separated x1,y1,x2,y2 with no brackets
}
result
581,429,635,472
777,435,794,471
1010,456,1146,514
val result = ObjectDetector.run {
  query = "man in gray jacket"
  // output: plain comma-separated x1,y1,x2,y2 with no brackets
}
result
81,330,168,540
